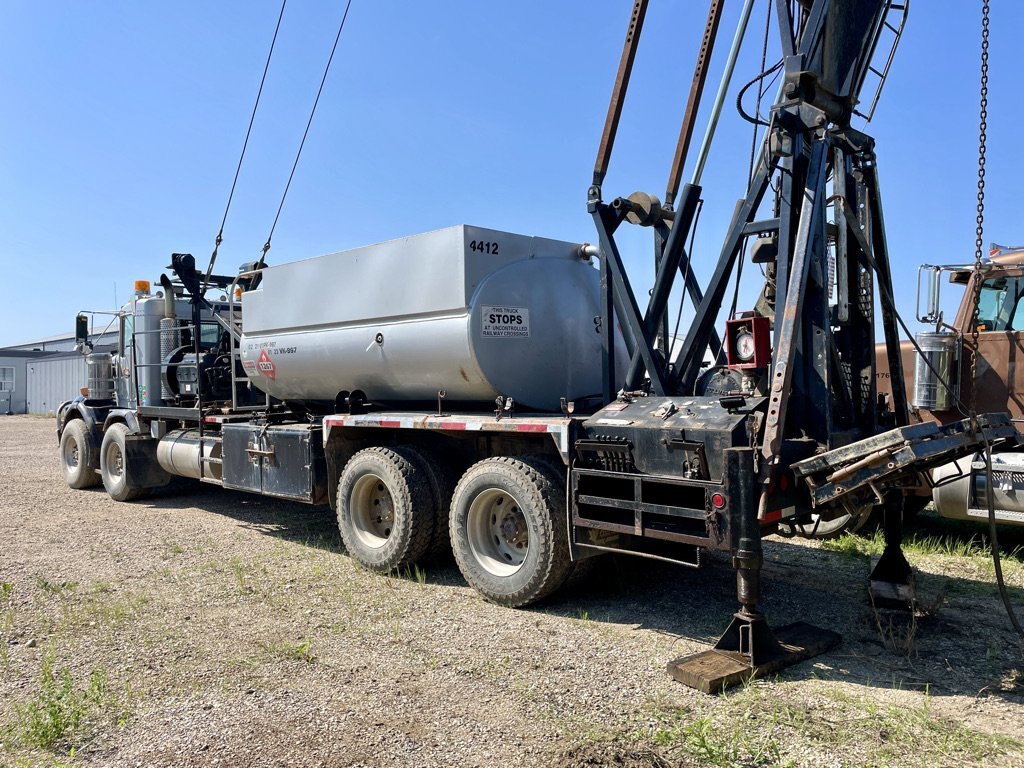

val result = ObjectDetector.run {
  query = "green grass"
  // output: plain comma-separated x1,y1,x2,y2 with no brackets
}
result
34,577,78,596
7,651,120,750
821,527,1024,564
257,638,315,663
634,681,1021,768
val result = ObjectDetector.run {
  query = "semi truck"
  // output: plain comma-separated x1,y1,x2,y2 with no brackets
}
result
874,245,1024,527
54,0,1018,692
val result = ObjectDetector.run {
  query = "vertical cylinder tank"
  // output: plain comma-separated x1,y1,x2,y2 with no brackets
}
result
86,352,115,400
913,331,957,410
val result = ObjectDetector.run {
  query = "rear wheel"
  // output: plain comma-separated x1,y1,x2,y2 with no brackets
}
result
336,447,434,572
450,456,572,607
60,419,100,489
394,446,457,559
100,423,145,502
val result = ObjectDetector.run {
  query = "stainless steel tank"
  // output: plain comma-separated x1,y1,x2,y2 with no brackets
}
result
86,352,115,400
913,331,957,410
156,429,222,481
239,225,620,411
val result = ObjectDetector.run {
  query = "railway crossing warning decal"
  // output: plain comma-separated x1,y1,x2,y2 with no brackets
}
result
481,305,530,338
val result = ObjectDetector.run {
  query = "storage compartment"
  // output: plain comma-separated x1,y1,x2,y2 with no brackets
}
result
222,424,327,504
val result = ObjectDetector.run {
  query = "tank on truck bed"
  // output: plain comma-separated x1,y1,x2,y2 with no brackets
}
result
239,225,618,412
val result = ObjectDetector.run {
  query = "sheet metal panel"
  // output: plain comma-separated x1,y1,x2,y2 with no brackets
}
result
26,355,87,415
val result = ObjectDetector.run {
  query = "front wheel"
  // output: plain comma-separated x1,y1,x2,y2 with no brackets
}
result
450,456,572,607
60,420,100,489
100,423,145,502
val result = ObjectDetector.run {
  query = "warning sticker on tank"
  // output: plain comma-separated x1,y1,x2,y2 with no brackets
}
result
481,305,530,338
257,349,276,380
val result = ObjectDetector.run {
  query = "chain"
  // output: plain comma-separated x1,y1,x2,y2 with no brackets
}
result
969,0,990,415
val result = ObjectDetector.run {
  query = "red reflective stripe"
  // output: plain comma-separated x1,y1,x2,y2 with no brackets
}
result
514,424,549,433
204,416,218,423
379,420,401,428
762,509,783,523
439,422,467,430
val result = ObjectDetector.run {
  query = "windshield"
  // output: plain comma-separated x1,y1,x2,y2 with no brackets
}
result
976,275,1024,331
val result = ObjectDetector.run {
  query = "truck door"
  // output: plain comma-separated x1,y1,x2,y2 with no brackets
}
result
965,270,1024,420
114,311,136,408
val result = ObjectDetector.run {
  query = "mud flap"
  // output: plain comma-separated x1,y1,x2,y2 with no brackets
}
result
124,435,172,488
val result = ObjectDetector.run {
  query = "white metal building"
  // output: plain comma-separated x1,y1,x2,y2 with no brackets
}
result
26,352,89,416
0,349,59,414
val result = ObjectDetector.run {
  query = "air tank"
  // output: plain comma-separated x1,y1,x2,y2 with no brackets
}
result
86,352,114,400
239,225,620,412
913,331,957,410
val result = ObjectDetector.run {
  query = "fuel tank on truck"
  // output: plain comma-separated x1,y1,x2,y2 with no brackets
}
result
239,225,622,412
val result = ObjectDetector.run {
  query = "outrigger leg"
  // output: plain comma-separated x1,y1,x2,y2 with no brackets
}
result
667,463,841,693
868,490,915,610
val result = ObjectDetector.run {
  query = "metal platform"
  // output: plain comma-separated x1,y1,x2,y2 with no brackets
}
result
667,621,841,694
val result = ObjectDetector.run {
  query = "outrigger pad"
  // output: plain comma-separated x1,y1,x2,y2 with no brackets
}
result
868,551,916,611
666,621,841,694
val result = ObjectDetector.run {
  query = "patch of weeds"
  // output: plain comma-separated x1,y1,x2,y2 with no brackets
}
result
389,564,428,586
637,682,1021,768
257,638,315,663
228,558,253,595
823,528,1024,571
644,703,785,767
88,581,113,595
162,541,184,558
576,608,591,622
1,581,14,634
226,558,271,597
9,651,119,750
35,577,78,596
69,591,151,632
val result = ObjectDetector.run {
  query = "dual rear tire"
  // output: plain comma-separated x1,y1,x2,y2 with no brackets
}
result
336,450,571,606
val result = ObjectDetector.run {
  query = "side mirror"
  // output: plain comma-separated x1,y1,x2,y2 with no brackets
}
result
75,314,90,346
916,265,942,324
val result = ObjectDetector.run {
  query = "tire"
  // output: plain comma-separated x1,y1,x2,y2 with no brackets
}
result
59,419,100,489
336,447,434,572
99,423,145,502
789,503,873,539
393,446,457,559
450,456,573,607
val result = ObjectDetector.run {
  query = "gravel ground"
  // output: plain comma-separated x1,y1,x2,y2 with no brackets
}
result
2,415,1024,767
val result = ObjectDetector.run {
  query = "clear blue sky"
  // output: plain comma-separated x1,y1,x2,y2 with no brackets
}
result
1,1,1020,346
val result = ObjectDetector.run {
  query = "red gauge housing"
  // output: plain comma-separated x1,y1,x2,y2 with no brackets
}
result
725,316,771,370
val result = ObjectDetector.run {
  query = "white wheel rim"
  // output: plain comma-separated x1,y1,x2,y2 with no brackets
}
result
350,473,394,549
467,488,528,577
63,434,80,470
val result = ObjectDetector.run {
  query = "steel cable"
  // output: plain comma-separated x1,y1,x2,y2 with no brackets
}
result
203,0,288,293
260,0,354,263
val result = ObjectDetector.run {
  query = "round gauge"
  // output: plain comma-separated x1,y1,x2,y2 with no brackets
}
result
735,330,756,362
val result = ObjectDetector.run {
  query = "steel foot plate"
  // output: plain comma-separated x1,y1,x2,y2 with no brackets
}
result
666,622,841,694
868,555,916,611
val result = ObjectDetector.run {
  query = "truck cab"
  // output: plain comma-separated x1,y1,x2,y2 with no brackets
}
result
876,245,1024,524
